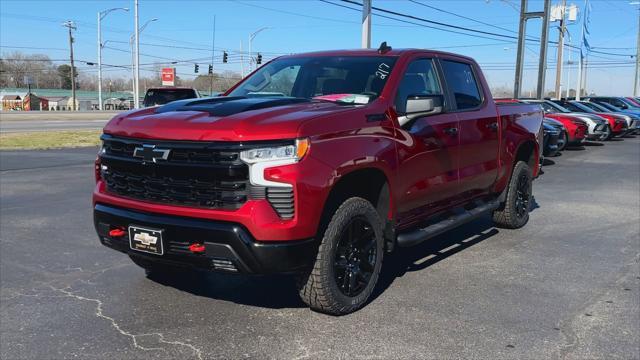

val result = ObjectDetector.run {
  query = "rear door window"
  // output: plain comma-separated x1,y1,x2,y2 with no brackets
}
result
440,60,482,110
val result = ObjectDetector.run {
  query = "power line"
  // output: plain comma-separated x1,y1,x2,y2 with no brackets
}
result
327,0,635,58
407,0,519,35
341,0,521,40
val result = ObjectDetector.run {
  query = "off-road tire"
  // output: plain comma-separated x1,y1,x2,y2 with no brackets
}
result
297,197,384,315
493,161,532,229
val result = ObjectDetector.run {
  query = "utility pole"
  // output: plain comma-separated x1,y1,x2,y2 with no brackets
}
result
98,7,128,111
361,0,372,48
536,0,550,99
554,0,567,99
514,0,527,99
634,2,640,96
63,21,77,111
210,15,216,96
240,40,245,78
513,0,550,99
134,0,140,108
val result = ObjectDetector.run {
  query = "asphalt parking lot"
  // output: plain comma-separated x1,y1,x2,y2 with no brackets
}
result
1,139,638,359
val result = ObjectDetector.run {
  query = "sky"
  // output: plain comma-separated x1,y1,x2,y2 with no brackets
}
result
1,0,637,95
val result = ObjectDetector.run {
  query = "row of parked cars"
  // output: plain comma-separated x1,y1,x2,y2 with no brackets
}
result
503,96,640,159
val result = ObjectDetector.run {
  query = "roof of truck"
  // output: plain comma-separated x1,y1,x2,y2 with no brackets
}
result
283,48,475,62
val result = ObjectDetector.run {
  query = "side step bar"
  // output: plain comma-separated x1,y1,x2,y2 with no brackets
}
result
396,199,500,248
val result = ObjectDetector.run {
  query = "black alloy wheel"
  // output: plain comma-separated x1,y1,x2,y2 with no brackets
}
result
333,216,377,297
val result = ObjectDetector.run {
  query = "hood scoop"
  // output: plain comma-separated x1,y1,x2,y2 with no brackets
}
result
155,96,310,117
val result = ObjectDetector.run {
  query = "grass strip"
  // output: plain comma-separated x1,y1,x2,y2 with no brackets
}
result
0,130,102,150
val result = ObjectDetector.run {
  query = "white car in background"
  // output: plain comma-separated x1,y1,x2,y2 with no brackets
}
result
531,100,610,141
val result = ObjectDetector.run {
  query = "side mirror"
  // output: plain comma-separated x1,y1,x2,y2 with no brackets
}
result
400,95,444,126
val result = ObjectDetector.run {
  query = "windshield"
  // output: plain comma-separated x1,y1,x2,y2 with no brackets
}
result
580,102,610,112
563,101,595,113
543,100,571,113
228,56,398,104
620,97,640,108
596,102,623,112
144,89,197,107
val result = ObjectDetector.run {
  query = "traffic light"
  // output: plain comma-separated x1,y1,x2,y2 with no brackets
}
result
208,65,213,74
222,51,228,63
256,53,262,65
194,64,199,73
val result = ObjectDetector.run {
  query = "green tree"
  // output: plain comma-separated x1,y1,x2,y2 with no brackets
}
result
57,64,77,89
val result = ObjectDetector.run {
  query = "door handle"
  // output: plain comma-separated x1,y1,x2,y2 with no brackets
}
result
487,122,499,131
443,127,458,136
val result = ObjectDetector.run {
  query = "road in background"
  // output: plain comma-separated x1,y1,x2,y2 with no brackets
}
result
0,119,108,133
0,140,638,359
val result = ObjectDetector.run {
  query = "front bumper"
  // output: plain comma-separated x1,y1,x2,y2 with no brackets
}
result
585,123,607,139
94,204,318,274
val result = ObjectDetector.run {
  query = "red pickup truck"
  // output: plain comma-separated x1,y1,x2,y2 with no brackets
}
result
94,47,542,315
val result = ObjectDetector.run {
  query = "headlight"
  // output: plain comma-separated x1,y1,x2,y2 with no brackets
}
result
240,138,310,164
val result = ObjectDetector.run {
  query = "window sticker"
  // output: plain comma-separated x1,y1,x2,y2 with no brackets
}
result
376,63,391,79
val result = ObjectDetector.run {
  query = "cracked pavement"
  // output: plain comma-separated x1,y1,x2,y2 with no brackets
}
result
1,139,639,359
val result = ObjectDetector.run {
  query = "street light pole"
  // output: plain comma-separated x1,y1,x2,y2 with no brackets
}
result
576,0,587,101
249,27,269,72
98,7,128,111
130,18,157,108
636,8,640,96
134,0,140,109
632,1,640,97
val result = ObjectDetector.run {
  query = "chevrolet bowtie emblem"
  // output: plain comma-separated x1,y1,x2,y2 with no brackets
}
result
133,144,170,163
133,232,158,246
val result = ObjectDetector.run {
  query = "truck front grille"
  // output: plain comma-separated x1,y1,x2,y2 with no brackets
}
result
100,135,249,210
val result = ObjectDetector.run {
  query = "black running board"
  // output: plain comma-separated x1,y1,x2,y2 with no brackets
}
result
396,199,500,248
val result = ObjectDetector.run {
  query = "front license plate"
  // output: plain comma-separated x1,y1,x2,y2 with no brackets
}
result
129,226,164,255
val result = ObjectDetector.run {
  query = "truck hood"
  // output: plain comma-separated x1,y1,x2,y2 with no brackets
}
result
103,97,358,142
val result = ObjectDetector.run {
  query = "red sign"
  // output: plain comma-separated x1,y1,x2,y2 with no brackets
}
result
161,68,175,86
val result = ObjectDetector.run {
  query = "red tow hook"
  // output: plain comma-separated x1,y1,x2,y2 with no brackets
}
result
108,228,126,237
189,243,206,254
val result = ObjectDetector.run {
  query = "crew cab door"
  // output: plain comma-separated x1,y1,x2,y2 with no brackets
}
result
440,59,499,199
393,58,460,226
